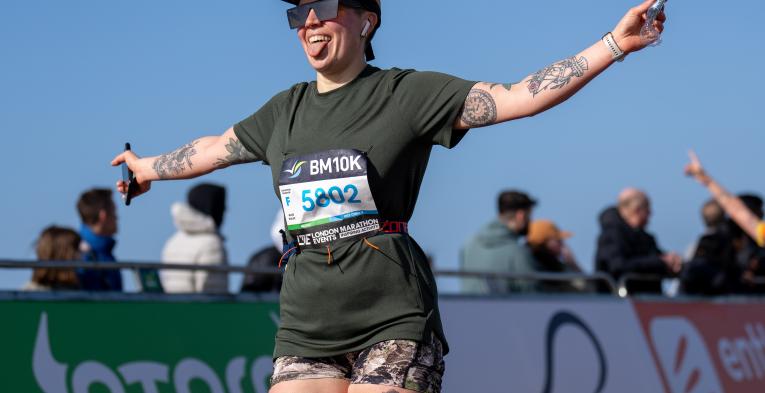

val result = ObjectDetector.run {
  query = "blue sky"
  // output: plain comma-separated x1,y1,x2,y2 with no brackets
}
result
1,0,764,292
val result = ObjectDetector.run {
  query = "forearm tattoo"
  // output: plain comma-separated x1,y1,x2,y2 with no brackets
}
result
460,89,497,127
214,137,257,168
526,56,589,97
153,141,199,179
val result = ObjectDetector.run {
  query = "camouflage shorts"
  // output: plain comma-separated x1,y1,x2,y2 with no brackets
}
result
271,335,445,392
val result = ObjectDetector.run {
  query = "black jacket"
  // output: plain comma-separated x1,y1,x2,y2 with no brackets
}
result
530,247,583,293
240,246,283,293
595,207,669,294
681,227,741,295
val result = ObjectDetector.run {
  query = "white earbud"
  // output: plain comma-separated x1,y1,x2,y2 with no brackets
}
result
361,20,371,37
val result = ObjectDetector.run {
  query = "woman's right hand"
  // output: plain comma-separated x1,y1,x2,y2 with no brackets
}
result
111,150,153,200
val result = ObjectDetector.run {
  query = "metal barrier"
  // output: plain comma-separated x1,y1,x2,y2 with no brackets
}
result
616,274,666,298
617,273,765,298
436,269,617,294
11,259,765,297
0,259,281,276
1,259,618,294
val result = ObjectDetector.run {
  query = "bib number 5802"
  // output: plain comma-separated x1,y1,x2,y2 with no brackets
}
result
302,185,361,212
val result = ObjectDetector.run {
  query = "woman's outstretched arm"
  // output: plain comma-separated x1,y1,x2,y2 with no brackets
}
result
455,0,665,129
111,127,258,200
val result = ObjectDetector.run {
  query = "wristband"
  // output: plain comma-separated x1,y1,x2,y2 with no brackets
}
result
757,221,765,247
602,32,626,62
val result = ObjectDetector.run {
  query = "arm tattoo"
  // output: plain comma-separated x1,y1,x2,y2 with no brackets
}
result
214,137,257,168
526,56,589,97
489,82,513,91
152,141,199,179
459,89,497,127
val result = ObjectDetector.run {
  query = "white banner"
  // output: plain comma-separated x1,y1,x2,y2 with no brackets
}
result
440,298,664,393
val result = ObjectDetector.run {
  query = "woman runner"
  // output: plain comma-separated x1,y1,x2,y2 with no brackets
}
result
113,0,666,391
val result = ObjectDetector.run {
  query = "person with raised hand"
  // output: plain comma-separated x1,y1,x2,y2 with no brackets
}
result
685,151,765,250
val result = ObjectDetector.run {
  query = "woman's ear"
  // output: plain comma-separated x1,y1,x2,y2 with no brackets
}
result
97,209,108,225
364,12,379,36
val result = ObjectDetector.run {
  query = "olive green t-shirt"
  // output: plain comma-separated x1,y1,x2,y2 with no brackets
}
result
234,66,474,358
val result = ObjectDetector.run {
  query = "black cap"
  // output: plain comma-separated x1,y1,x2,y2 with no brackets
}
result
280,0,381,61
188,183,227,228
498,190,537,214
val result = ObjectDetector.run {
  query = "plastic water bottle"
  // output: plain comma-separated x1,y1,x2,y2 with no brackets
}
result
640,0,666,46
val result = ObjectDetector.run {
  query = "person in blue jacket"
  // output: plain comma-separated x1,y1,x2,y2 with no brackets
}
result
76,188,123,291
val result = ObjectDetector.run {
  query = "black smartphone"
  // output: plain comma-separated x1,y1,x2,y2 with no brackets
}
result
121,143,136,206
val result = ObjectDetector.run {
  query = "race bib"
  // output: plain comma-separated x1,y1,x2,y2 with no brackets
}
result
278,149,380,249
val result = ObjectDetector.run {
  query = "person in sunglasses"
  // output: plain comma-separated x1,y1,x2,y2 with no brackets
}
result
112,0,666,391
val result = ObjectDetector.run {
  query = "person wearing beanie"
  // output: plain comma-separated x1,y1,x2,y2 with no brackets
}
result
114,0,668,389
527,219,584,292
161,183,229,294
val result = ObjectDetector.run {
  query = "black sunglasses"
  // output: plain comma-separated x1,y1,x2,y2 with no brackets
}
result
286,0,366,30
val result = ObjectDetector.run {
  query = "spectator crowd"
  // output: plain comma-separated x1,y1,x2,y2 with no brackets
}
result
23,183,282,295
21,153,765,297
461,153,765,296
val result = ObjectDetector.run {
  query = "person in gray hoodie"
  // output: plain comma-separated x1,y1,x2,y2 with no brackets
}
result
161,183,229,294
461,190,538,294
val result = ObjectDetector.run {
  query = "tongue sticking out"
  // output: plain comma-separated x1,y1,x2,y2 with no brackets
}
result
308,40,329,58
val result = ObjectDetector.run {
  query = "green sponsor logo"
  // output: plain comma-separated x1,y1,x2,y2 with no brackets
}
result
2,300,279,393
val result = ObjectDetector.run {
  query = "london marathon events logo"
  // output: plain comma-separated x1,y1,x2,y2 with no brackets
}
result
283,160,306,179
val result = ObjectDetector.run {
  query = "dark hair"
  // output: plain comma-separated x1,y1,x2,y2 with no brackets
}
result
32,226,81,289
498,190,536,215
77,188,114,225
701,199,724,228
342,0,381,60
739,194,764,219
727,194,764,239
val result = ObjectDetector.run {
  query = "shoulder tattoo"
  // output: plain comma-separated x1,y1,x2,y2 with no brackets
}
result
460,89,497,127
214,137,257,168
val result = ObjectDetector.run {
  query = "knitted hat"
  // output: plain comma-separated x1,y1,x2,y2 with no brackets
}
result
187,183,226,228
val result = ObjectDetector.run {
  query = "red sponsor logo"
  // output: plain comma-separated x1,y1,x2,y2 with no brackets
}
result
634,302,765,393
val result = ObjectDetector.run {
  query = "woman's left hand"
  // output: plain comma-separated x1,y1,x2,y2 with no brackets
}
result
612,0,667,54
